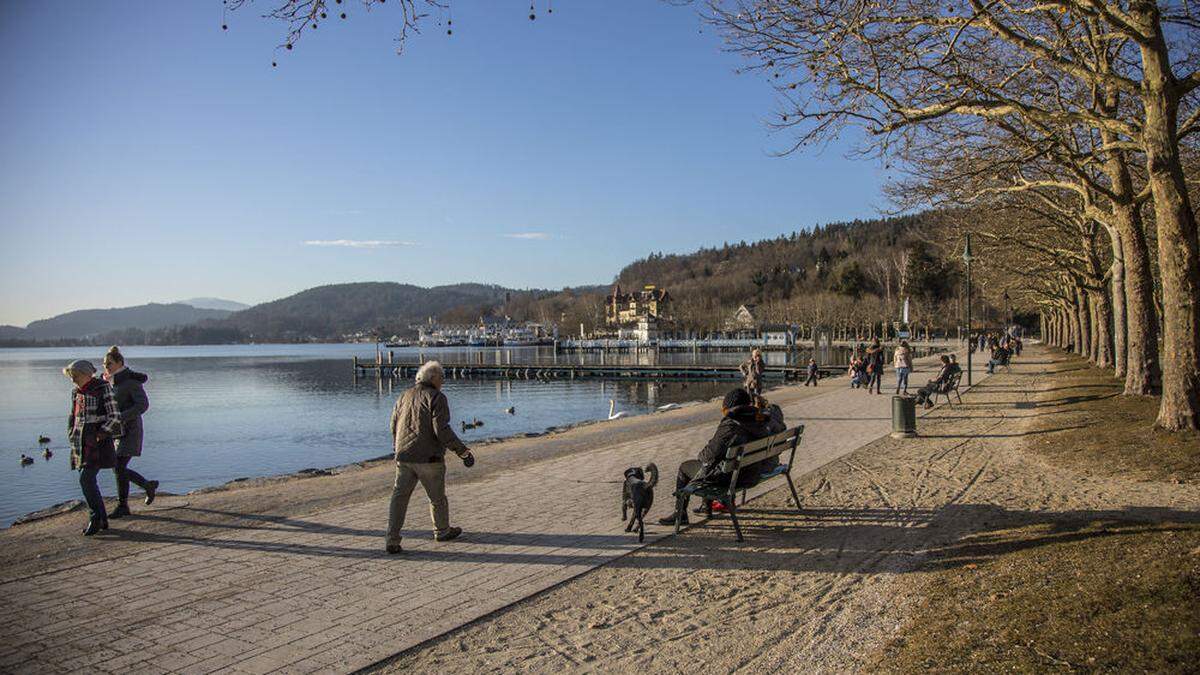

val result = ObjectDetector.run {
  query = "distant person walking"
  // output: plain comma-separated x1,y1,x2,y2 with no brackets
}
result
385,361,475,554
804,358,819,386
740,349,766,398
864,339,885,394
102,347,159,518
63,359,122,536
893,340,913,395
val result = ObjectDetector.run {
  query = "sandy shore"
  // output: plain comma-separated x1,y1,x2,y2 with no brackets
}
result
372,346,1200,673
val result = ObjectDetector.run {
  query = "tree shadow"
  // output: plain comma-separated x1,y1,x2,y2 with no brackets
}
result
96,503,1200,576
918,424,1089,439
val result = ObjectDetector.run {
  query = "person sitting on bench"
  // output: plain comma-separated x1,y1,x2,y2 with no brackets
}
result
987,344,1011,374
948,353,962,377
658,388,779,526
914,355,955,408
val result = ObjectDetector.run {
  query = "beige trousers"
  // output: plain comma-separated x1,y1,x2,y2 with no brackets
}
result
386,460,451,544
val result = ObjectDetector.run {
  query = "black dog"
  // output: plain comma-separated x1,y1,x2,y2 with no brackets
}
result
621,463,659,542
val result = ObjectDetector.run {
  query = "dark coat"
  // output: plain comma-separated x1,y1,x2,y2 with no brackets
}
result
68,377,121,469
691,404,774,488
109,369,150,457
391,382,469,463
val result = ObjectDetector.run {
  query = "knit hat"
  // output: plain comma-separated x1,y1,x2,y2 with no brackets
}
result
63,359,96,376
723,388,752,409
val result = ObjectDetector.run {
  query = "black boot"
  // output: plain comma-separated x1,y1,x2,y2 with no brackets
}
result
658,511,688,526
83,515,103,536
109,503,131,519
144,480,159,505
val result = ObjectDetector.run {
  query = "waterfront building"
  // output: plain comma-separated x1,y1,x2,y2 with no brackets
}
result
605,285,671,326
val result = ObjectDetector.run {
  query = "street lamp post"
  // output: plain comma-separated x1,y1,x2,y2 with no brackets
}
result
963,234,974,387
1003,290,1012,334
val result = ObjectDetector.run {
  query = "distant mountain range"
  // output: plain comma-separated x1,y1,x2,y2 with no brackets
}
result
3,303,236,342
219,282,513,340
0,211,960,346
177,297,250,312
0,283,519,345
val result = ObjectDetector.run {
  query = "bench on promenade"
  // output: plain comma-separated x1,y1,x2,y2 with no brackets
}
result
933,371,963,407
673,425,804,543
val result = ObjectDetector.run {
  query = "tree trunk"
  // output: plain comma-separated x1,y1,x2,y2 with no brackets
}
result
1108,230,1127,377
1138,30,1200,430
1074,287,1090,357
1101,96,1160,393
1114,202,1161,395
1090,288,1114,369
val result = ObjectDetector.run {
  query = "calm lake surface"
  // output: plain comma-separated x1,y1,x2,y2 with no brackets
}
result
0,343,891,527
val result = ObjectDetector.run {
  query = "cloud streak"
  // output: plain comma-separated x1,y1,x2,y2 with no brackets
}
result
503,232,552,241
303,239,418,249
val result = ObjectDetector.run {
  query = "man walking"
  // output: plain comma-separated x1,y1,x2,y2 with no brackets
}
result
803,358,819,386
385,360,475,554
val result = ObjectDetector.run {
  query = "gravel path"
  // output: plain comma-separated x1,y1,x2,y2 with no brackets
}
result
375,345,1200,673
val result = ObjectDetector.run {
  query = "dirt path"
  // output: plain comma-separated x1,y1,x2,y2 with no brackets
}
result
376,345,1200,673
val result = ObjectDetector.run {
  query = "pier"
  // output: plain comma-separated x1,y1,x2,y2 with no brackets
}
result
352,357,838,382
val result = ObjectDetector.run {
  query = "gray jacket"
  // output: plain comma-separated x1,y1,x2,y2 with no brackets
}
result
391,382,469,463
110,368,149,457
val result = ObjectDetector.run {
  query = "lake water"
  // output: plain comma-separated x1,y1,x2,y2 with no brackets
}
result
0,342,905,527
0,344,720,527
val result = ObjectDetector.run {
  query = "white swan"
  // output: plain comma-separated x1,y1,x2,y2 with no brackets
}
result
608,399,628,420
656,403,682,412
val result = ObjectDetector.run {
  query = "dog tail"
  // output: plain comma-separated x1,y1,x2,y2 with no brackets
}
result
644,462,659,489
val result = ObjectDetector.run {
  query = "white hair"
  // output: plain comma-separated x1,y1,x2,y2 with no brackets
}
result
415,360,444,385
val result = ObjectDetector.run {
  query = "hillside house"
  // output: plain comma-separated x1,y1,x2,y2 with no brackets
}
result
605,285,671,326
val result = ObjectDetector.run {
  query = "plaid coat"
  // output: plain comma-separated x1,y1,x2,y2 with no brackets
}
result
68,377,122,469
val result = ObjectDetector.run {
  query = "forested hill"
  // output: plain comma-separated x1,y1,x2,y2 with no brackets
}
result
502,211,965,333
218,282,515,340
18,303,234,341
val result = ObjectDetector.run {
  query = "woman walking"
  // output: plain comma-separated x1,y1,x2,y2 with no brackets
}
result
894,340,913,395
740,348,766,399
64,359,121,536
864,339,885,394
103,347,158,517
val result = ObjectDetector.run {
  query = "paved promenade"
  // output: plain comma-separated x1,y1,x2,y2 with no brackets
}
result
0,354,987,674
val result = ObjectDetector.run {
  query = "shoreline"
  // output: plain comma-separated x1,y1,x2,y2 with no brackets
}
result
6,398,715,529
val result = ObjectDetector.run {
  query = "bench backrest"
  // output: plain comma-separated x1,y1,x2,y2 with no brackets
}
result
719,425,804,474
941,370,962,392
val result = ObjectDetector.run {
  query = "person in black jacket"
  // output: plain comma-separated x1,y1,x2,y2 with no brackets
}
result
863,339,885,394
102,347,159,518
658,389,774,526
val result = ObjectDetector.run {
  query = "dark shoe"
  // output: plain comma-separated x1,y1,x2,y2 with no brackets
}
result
144,480,159,505
434,526,462,542
385,543,403,554
83,516,103,536
109,503,131,519
658,513,687,526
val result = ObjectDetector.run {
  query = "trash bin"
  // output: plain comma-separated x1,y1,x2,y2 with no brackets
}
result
891,395,917,438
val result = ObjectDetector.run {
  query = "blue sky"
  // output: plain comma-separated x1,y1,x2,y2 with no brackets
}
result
0,1,886,327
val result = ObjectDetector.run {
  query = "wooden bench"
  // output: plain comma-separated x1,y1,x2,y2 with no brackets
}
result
933,370,963,407
673,425,804,542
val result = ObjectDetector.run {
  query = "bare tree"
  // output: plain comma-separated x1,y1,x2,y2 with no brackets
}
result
710,0,1199,429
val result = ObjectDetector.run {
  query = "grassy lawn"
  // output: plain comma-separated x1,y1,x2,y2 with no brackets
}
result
874,352,1200,672
874,520,1200,672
